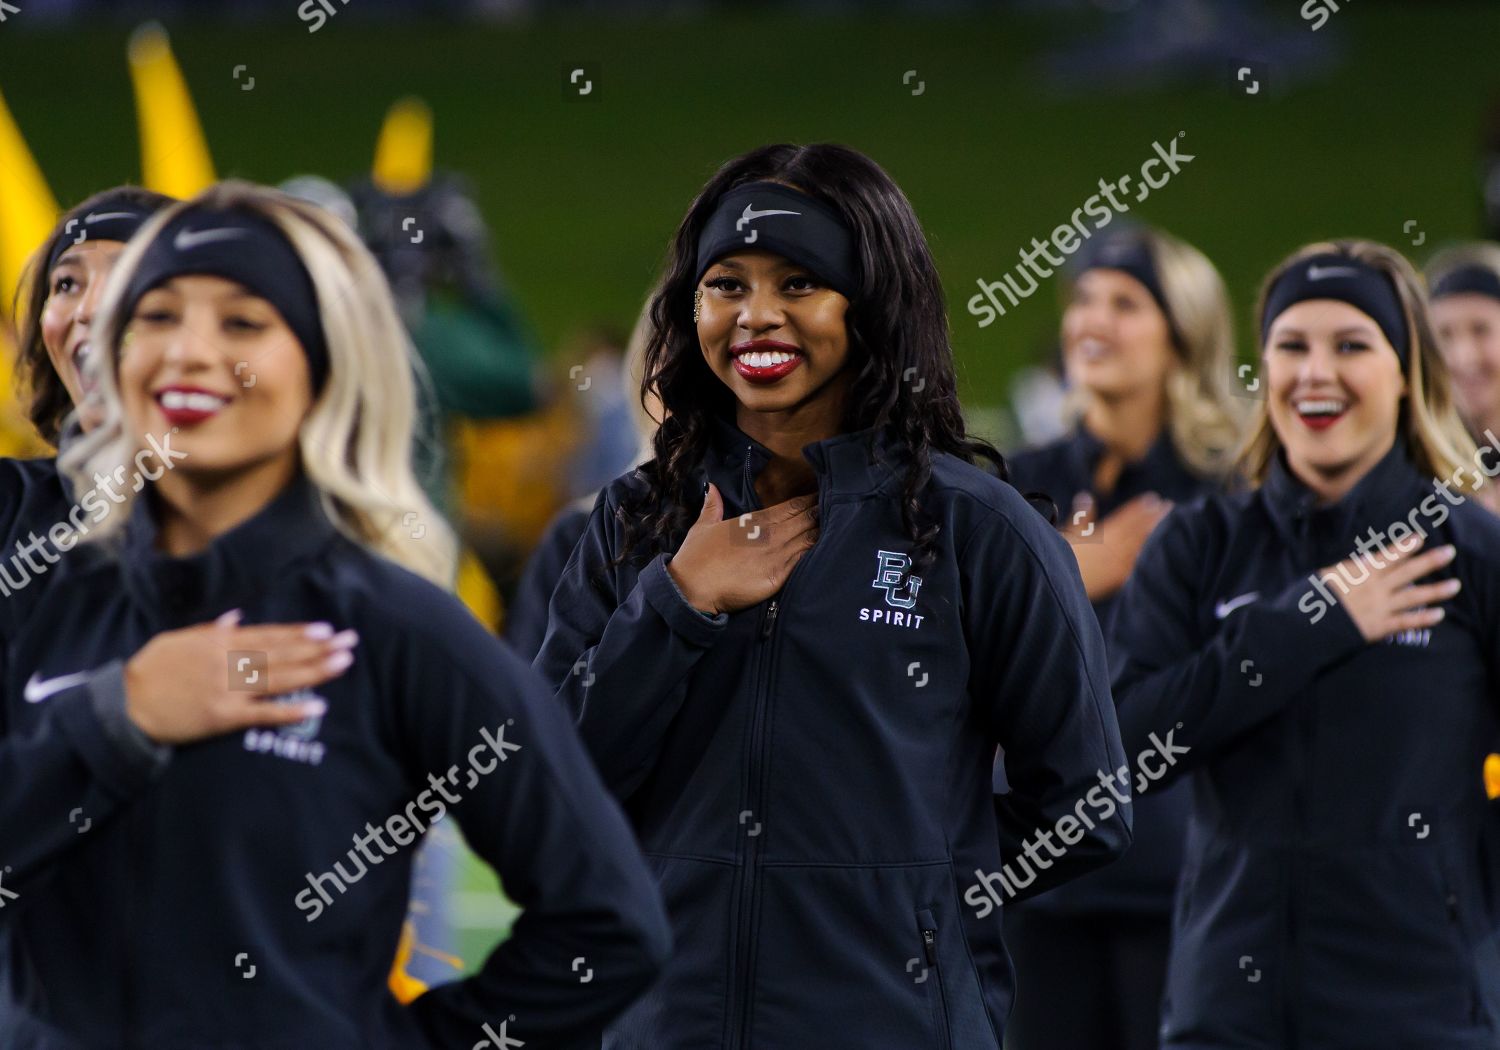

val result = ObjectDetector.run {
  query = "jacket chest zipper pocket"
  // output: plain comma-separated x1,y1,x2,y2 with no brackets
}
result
917,907,953,1050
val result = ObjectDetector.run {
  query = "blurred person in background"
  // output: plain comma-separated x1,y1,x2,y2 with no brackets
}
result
1427,244,1500,513
1002,222,1242,1050
345,98,543,520
1428,245,1500,445
505,287,661,662
2,188,173,632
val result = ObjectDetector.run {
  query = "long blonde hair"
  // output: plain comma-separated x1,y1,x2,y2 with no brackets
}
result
1063,226,1245,477
61,180,458,585
1237,239,1478,490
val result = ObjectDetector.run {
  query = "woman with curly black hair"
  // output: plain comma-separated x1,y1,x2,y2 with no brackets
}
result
536,142,1132,1049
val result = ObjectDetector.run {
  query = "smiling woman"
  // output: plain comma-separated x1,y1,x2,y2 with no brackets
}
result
0,187,173,643
535,143,1133,1049
1108,239,1500,1048
0,181,671,1048
15,186,175,444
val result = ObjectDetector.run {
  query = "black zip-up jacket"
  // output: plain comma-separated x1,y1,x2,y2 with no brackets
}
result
1005,426,1213,917
535,412,1131,1050
504,502,591,662
0,475,671,1049
0,456,72,640
1111,441,1500,1048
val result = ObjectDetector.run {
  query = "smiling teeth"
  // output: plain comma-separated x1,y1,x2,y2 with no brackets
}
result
1296,398,1348,416
160,391,227,412
740,350,797,368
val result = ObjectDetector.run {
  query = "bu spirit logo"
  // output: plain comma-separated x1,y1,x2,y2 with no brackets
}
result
872,549,922,608
861,550,926,631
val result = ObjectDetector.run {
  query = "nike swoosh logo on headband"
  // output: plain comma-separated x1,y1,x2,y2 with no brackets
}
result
736,204,801,230
1307,265,1358,281
173,227,247,251
84,211,136,223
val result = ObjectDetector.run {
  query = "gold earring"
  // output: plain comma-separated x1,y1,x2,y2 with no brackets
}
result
693,288,702,324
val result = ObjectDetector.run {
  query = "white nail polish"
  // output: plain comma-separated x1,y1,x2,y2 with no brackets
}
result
329,629,359,649
305,622,334,640
326,650,354,672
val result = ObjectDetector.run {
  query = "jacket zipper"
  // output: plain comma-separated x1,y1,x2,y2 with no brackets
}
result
726,444,771,1050
725,447,818,1049
918,908,952,1049
730,598,777,1050
1283,527,1318,1050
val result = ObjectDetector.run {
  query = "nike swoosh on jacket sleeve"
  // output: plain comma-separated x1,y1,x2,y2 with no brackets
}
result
1108,507,1366,786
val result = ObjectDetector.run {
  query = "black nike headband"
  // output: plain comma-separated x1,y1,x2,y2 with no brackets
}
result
1261,253,1410,367
119,204,330,393
1071,227,1179,345
1430,264,1500,306
694,181,859,300
45,191,165,276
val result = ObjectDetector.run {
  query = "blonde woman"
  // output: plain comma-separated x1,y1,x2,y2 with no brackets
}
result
1,181,668,1048
1002,222,1244,1050
1111,240,1500,1047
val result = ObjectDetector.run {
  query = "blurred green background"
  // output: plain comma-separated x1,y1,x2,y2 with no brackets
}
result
2,4,1496,422
2,0,1496,971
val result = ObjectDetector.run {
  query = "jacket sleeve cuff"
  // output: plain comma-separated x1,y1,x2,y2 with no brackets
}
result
640,553,728,646
1257,576,1367,673
53,661,171,798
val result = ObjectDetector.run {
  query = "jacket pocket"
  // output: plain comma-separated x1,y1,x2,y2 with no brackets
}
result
916,906,953,1050
1436,853,1500,1031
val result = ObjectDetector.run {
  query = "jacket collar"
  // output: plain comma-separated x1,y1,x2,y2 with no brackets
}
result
1258,437,1429,550
121,472,339,627
700,409,908,512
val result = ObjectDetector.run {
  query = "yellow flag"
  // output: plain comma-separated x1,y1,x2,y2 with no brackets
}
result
372,97,433,196
0,84,59,326
128,22,216,198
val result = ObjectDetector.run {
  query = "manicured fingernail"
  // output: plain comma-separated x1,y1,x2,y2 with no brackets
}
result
301,699,328,717
216,608,243,626
1446,579,1463,592
305,622,334,640
326,650,354,672
1443,545,1458,559
329,629,359,649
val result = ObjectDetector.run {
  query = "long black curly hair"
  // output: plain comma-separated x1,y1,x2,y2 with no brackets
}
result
617,143,1006,579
